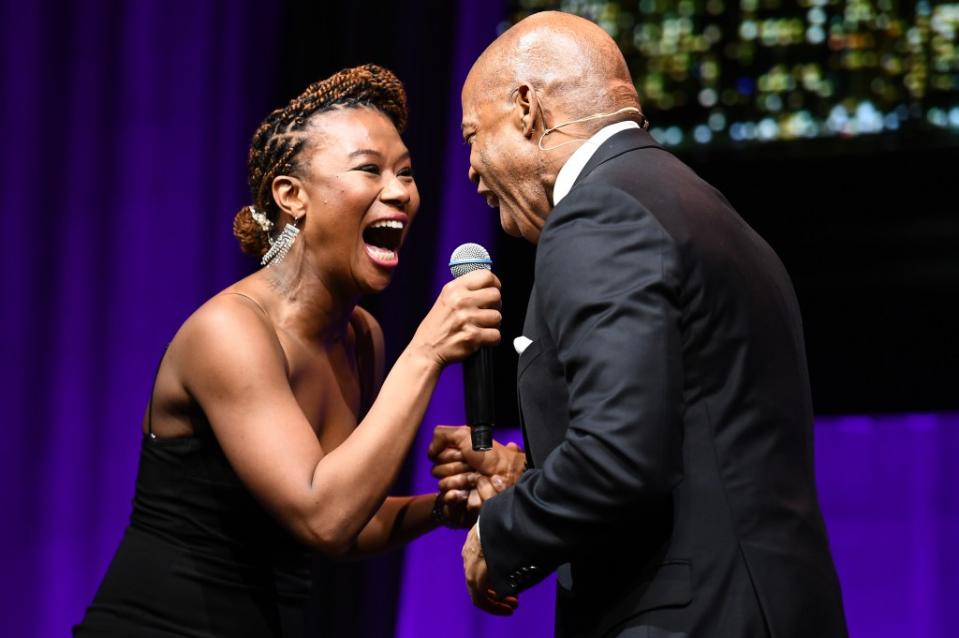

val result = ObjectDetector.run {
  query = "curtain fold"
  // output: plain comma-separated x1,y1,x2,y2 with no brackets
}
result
0,2,281,634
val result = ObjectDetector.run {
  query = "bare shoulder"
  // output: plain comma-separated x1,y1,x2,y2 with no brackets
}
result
171,293,288,393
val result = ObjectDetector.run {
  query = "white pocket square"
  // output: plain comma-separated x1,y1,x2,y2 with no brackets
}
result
513,336,533,355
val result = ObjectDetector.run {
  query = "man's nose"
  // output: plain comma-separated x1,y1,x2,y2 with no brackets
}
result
468,165,479,185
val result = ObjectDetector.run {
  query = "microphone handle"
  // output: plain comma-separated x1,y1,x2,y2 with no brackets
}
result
463,346,495,451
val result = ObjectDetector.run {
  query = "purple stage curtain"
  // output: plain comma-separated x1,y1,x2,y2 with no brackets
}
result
394,2,562,636
816,413,959,637
4,1,958,637
0,1,281,635
399,412,959,638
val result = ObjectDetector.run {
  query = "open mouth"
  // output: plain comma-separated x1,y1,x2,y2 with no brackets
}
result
479,190,499,209
362,219,405,265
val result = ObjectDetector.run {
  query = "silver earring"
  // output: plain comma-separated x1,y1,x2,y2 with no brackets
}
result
261,217,301,267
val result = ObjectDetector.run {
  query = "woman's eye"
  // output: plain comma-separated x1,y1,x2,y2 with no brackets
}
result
357,164,380,174
398,167,415,179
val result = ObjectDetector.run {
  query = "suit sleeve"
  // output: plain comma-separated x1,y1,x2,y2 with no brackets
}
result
480,184,685,596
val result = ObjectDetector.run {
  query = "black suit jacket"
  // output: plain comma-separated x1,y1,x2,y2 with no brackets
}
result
480,129,848,638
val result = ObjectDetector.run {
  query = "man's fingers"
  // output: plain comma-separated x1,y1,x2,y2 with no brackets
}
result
441,489,468,503
473,595,516,616
467,489,482,510
475,476,498,501
439,472,479,491
486,590,519,612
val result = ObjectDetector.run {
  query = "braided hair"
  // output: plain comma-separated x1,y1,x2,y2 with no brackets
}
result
233,64,408,257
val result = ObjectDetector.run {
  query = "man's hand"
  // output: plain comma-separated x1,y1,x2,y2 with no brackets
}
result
429,425,526,510
462,523,518,615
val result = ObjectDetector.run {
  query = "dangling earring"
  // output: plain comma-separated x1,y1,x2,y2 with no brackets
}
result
261,216,301,267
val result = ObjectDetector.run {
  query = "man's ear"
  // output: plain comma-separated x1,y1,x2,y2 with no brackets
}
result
511,84,542,140
272,175,308,221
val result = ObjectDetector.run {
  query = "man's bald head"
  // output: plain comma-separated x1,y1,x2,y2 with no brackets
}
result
464,11,640,122
459,12,644,244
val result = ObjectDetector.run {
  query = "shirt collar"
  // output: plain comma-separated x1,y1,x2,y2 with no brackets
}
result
551,120,641,206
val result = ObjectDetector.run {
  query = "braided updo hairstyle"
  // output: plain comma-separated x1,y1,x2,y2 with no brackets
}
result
233,64,408,257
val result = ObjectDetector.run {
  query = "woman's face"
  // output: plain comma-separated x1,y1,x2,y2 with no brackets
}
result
295,106,419,295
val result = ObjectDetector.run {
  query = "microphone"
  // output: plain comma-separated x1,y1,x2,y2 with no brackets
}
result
449,243,496,451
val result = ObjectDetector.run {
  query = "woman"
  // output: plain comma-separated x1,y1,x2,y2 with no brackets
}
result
75,64,503,636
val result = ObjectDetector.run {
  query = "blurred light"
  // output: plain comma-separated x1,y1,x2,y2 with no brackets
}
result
758,117,780,140
700,60,720,81
703,24,722,44
510,0,959,149
806,25,826,44
664,126,684,145
855,101,884,133
694,125,714,143
764,94,783,111
827,104,850,133
927,107,948,127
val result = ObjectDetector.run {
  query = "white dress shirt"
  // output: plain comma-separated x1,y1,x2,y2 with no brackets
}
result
551,120,641,206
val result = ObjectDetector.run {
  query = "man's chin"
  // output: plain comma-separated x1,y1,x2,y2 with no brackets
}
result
499,208,522,238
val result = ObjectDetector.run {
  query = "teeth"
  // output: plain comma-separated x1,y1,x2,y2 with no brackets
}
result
366,245,397,261
370,220,405,230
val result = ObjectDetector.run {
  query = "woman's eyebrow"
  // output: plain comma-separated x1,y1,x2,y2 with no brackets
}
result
348,148,383,158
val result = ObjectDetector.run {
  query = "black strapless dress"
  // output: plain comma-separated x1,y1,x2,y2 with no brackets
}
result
74,432,314,637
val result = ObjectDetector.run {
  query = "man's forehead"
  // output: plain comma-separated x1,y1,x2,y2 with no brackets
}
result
460,92,485,132
461,86,506,126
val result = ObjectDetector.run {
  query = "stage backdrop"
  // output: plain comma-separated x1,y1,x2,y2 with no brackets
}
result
0,1,282,636
2,1,957,637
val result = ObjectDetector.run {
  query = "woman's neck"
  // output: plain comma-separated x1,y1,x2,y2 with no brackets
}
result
257,252,359,345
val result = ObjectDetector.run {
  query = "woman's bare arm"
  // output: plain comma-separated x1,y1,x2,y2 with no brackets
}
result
176,270,500,556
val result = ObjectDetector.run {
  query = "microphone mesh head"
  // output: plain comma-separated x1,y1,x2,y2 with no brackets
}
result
449,242,492,278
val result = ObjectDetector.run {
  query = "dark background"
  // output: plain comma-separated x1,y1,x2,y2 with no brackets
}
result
275,8,959,627
2,1,954,635
280,2,959,424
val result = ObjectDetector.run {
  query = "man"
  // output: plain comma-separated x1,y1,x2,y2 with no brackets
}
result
431,10,848,638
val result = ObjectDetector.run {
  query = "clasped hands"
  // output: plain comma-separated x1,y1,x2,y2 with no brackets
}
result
428,425,526,615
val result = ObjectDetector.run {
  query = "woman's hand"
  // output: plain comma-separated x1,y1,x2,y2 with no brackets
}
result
410,270,502,368
429,425,526,513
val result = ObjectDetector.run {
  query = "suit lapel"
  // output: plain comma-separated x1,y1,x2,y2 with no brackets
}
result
515,129,662,468
573,127,661,189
